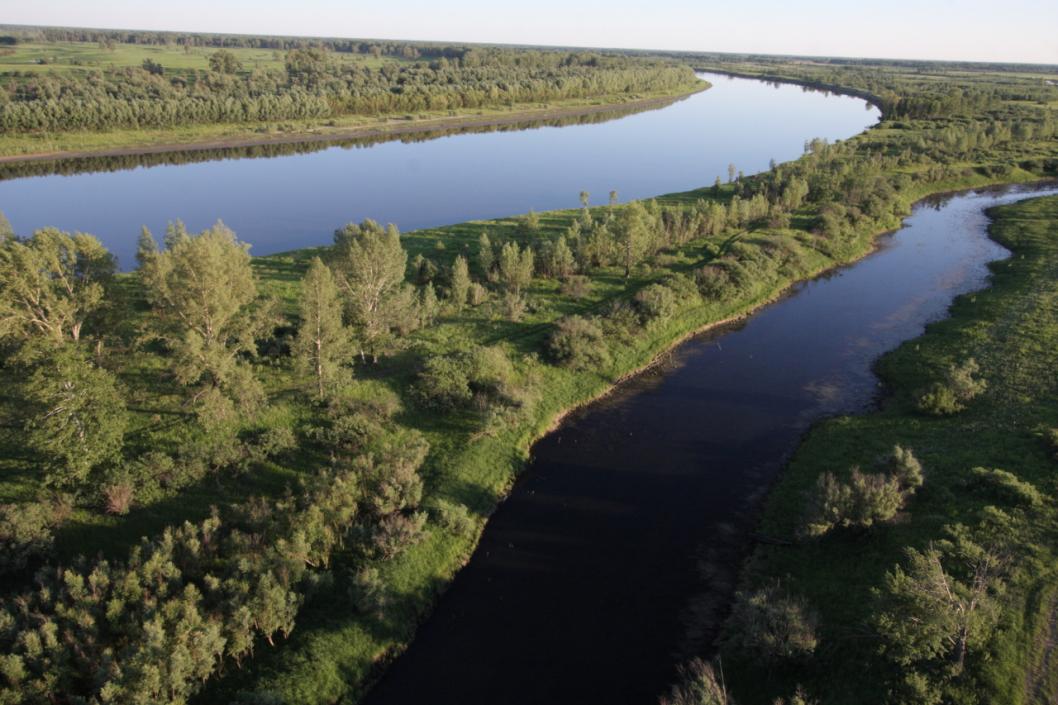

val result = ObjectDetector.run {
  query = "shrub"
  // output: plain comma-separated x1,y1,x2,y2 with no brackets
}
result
349,566,388,619
501,291,526,321
660,659,732,705
414,355,473,409
802,468,904,537
559,274,591,299
467,282,489,306
917,358,987,416
969,467,1042,507
431,499,476,538
0,502,55,574
103,481,135,515
725,583,818,663
413,346,517,411
695,264,733,299
1045,428,1058,460
634,283,679,324
371,511,427,559
888,445,924,491
548,315,610,371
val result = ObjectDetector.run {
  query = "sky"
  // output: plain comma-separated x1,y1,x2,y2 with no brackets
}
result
4,0,1057,65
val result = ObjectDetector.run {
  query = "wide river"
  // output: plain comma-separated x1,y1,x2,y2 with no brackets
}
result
0,73,877,268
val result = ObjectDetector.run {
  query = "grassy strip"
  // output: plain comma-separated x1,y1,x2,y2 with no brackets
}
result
724,195,1058,704
0,79,707,160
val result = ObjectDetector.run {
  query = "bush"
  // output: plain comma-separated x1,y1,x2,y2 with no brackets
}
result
884,445,924,491
431,499,476,538
103,481,135,515
349,566,388,619
1045,428,1058,460
695,264,733,299
725,583,818,663
660,659,732,705
371,511,427,559
917,358,987,416
414,355,473,409
0,502,55,574
634,283,679,324
559,274,591,299
548,315,610,371
468,282,489,306
969,467,1042,507
802,468,904,537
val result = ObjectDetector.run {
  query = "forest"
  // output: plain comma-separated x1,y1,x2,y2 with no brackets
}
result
0,26,698,140
0,33,1057,705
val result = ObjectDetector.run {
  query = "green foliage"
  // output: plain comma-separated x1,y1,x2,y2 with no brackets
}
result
548,315,611,371
23,346,128,488
209,49,243,74
917,358,988,415
0,502,57,574
413,345,518,413
0,227,115,346
139,221,273,412
331,220,417,361
725,583,818,664
449,255,471,310
968,467,1042,507
293,257,353,399
660,659,733,705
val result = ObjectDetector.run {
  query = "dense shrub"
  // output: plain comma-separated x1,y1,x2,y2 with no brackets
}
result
431,499,476,538
634,283,679,324
917,358,987,415
725,583,818,663
413,346,517,412
801,468,904,537
0,502,56,574
547,315,610,371
969,467,1042,506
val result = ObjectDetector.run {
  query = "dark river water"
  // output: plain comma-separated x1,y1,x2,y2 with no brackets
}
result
360,184,1058,705
0,73,877,269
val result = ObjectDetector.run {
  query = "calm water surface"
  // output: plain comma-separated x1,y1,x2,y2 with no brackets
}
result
0,73,877,268
361,185,1058,705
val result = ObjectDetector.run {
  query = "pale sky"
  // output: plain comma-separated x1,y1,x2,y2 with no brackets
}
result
3,0,1057,65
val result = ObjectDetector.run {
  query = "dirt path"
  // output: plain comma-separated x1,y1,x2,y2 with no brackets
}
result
1026,590,1058,704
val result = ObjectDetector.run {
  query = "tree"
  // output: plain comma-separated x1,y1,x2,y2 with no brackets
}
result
550,235,576,279
661,659,733,705
331,220,414,361
24,346,128,488
294,258,353,400
801,468,903,538
449,255,471,311
728,163,737,183
497,241,534,296
209,49,243,74
918,358,987,415
875,538,1007,676
0,227,115,346
579,191,590,209
0,210,13,242
614,201,652,277
141,58,163,75
477,231,495,281
548,315,610,370
139,222,271,410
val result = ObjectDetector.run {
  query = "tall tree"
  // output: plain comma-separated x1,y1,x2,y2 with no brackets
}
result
24,345,128,488
331,220,413,361
294,257,353,400
449,255,471,311
614,201,652,277
0,227,115,346
139,222,272,410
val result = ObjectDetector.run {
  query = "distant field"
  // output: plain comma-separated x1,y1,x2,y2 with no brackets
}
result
0,40,401,76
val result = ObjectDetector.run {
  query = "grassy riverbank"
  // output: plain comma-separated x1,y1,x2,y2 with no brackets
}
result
0,79,707,161
721,194,1058,705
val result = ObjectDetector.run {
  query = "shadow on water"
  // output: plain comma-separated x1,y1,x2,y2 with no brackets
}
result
360,183,1058,705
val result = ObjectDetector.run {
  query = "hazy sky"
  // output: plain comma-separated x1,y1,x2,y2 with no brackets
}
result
5,0,1057,65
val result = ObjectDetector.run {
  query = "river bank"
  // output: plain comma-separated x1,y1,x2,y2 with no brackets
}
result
0,79,708,163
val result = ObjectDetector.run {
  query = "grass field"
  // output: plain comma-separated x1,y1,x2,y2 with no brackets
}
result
724,195,1058,704
0,40,398,75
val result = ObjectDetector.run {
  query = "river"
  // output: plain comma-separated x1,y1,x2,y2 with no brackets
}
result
0,73,877,269
359,184,1058,705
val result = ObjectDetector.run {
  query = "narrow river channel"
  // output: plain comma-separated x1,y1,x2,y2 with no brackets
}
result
360,184,1058,705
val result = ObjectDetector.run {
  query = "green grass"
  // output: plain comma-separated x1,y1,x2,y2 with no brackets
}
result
0,41,396,75
724,195,1058,705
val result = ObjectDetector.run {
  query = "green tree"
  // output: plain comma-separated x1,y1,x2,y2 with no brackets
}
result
208,49,243,74
579,191,590,209
725,583,818,664
497,241,534,296
139,222,271,410
550,235,576,279
24,346,128,488
331,220,414,361
0,227,115,346
449,255,471,311
294,257,353,400
614,201,652,277
0,210,13,242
